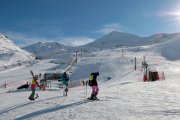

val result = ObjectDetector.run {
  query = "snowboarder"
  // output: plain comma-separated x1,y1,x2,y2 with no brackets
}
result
28,74,40,101
88,72,99,100
62,72,69,96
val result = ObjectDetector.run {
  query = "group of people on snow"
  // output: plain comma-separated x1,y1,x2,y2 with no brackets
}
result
28,71,100,101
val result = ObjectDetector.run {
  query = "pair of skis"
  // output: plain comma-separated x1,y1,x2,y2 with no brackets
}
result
87,97,100,101
30,70,36,80
84,80,100,101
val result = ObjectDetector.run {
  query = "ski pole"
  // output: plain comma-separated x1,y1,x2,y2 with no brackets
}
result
84,82,86,99
85,80,88,99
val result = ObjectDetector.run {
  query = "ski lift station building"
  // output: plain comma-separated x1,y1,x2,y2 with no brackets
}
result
40,73,64,90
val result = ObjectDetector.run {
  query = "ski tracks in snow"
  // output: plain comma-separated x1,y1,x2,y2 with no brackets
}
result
0,95,65,119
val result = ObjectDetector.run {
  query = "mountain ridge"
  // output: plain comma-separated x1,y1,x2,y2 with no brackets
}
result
22,41,74,59
83,31,180,49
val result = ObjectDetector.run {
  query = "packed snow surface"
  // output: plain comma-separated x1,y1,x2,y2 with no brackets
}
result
1,32,180,120
1,41,180,120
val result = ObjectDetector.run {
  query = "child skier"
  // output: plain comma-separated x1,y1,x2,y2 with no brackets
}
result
28,75,40,100
88,72,99,100
62,72,69,96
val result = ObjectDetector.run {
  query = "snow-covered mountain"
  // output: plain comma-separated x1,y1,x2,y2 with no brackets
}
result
83,31,180,50
22,31,180,62
84,31,142,49
0,34,35,67
22,42,74,59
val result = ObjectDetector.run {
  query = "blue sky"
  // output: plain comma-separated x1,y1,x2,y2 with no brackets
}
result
0,0,180,46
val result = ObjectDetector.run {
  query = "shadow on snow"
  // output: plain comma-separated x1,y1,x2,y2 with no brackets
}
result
0,96,63,115
15,100,88,120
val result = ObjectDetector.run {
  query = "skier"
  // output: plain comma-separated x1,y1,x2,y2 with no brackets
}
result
88,72,99,100
62,72,69,96
28,75,40,100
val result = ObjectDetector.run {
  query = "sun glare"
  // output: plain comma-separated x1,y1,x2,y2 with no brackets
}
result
160,10,180,25
166,12,180,16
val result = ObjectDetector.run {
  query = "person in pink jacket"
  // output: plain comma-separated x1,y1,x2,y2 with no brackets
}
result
88,72,99,100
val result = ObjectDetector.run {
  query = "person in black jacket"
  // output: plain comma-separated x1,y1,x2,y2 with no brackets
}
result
88,72,99,100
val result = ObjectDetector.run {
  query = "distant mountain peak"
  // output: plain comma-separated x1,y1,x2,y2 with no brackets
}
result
83,32,180,50
103,31,141,39
22,41,73,59
109,31,120,34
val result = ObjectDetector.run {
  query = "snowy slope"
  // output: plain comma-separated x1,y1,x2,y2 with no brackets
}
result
0,34,35,67
0,42,180,120
1,32,180,120
138,33,180,61
159,34,180,60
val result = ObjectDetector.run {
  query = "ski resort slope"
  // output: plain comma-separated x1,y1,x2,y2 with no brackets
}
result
1,46,180,120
